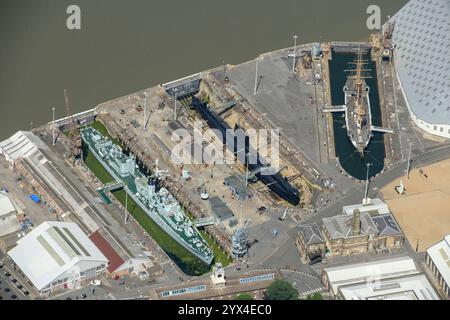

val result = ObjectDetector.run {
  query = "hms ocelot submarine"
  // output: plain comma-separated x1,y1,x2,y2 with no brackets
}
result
191,97,300,206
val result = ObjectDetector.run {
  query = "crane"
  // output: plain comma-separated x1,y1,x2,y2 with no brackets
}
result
64,89,82,160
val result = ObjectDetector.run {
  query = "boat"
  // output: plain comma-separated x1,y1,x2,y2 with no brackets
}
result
80,127,213,265
343,50,373,156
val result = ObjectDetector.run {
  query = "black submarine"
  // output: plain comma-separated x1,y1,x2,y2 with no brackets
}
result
190,96,300,206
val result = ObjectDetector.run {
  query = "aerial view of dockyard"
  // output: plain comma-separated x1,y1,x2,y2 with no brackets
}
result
1,0,449,310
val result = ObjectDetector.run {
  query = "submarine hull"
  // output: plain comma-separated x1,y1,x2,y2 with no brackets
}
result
191,98,300,206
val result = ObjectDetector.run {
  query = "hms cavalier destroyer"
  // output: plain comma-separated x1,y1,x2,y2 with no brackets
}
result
80,127,213,265
343,51,373,156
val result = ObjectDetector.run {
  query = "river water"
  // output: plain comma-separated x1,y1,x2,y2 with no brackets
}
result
0,0,407,140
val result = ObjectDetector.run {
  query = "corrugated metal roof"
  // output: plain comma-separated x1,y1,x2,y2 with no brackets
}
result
0,131,48,162
89,230,125,273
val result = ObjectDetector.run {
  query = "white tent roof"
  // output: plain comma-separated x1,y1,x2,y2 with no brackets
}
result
8,221,108,291
426,234,450,289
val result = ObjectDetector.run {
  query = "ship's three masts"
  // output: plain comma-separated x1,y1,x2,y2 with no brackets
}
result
343,50,373,156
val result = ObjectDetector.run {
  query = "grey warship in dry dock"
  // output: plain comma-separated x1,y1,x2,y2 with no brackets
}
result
80,127,213,265
343,50,373,156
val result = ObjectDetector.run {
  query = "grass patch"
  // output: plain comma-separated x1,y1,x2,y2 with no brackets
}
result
199,230,233,267
82,145,114,184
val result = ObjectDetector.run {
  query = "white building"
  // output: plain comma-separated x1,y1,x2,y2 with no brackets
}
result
0,192,20,237
322,256,440,300
426,234,450,298
388,0,450,138
0,131,48,165
337,273,439,300
8,221,108,295
342,198,390,216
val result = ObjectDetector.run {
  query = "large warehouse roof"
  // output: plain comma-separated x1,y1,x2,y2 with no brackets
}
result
390,0,450,125
8,221,108,291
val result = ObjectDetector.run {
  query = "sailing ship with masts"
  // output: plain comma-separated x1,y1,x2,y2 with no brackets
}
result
343,50,373,157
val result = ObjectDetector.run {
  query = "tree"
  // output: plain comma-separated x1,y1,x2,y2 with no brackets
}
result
235,293,254,300
306,292,324,300
266,279,299,300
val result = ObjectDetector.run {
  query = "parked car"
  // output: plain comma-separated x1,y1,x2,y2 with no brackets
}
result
308,255,322,266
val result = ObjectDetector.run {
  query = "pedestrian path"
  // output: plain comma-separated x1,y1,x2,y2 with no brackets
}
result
301,287,325,297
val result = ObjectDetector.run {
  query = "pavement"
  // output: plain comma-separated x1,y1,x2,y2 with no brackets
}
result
227,51,320,165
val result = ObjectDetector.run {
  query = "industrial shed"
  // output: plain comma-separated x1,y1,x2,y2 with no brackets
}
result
8,221,108,294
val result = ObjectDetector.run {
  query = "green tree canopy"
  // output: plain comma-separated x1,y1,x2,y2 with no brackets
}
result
235,293,254,300
266,279,299,300
306,292,324,300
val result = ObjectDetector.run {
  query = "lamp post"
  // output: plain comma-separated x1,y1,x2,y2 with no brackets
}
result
254,59,259,95
125,190,128,224
52,107,56,145
292,34,298,73
406,142,412,179
174,91,177,121
364,162,373,203
143,92,148,129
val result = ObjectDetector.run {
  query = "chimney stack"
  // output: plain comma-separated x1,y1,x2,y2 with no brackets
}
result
352,209,361,236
